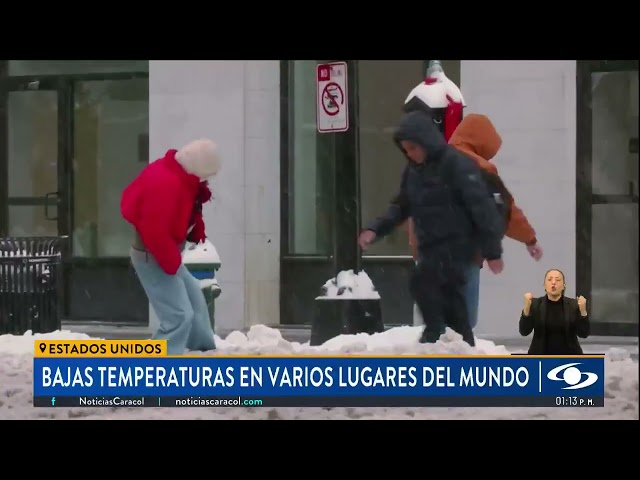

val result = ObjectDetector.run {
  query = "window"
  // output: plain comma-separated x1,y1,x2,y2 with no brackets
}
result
358,60,426,256
7,91,57,198
5,90,59,237
72,78,149,257
589,69,638,323
287,60,335,255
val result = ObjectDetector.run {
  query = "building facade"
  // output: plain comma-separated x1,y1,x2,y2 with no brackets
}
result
1,60,637,337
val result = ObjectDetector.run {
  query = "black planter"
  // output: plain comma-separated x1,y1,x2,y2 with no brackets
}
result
310,298,384,346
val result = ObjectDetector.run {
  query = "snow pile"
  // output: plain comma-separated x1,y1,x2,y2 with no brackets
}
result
0,330,93,356
317,270,380,300
0,325,637,420
600,348,638,417
182,240,220,265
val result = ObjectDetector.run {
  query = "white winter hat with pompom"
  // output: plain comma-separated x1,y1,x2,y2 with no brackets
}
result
175,138,221,180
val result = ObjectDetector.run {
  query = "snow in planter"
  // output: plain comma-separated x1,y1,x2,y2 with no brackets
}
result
317,270,380,300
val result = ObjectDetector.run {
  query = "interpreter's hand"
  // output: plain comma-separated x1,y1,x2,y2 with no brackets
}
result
524,292,533,308
486,258,504,274
577,295,587,315
523,292,533,316
358,230,376,251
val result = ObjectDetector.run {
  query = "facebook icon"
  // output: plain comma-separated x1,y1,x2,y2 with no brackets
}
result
50,397,56,406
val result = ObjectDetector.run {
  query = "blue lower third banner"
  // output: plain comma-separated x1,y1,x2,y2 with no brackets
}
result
33,356,605,408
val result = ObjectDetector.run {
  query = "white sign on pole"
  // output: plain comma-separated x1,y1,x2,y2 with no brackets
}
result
316,61,349,133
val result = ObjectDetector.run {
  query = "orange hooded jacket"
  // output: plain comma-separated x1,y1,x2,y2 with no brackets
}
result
406,113,537,260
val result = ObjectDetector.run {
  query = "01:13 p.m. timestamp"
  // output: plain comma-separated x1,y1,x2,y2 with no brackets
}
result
555,396,595,407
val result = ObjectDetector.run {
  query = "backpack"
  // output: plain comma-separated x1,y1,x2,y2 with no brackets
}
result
479,169,513,236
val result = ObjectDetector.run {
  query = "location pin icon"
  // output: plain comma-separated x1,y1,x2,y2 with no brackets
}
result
38,343,46,353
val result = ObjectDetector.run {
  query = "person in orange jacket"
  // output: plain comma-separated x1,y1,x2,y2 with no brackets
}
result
409,113,543,330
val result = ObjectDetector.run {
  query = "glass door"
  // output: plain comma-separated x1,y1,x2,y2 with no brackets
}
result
66,77,150,323
577,61,639,336
1,69,150,324
358,60,437,326
1,78,69,239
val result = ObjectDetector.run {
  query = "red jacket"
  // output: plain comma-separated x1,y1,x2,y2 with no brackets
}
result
121,149,203,275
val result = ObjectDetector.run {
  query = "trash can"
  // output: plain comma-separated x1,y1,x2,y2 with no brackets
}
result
0,236,67,335
182,240,221,331
310,270,384,346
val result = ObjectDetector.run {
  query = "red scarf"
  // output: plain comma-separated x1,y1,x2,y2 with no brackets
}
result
187,181,212,244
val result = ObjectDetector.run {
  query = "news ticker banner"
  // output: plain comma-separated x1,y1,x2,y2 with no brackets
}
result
33,340,605,408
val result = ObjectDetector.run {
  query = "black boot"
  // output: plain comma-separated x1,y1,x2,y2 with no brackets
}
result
419,323,443,344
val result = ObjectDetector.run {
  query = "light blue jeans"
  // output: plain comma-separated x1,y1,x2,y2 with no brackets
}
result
130,248,216,355
463,263,480,330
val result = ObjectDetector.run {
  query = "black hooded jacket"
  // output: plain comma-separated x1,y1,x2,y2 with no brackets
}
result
366,111,504,263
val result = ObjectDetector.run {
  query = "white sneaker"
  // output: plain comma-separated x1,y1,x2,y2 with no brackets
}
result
210,279,222,299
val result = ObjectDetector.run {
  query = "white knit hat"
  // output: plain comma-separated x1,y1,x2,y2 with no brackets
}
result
175,139,221,180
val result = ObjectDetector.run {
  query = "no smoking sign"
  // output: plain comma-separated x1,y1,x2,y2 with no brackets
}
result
316,62,349,133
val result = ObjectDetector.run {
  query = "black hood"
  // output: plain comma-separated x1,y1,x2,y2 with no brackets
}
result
393,110,448,159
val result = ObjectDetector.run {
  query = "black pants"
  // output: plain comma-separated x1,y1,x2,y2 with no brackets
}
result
409,259,475,347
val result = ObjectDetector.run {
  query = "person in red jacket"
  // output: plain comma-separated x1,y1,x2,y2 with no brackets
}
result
121,138,221,354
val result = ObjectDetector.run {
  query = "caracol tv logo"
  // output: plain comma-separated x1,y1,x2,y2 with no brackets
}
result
547,363,599,390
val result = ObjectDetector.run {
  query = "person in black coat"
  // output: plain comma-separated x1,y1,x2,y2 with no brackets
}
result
519,269,590,355
358,111,505,347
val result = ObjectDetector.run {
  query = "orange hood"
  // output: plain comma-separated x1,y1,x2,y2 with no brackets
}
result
449,114,502,173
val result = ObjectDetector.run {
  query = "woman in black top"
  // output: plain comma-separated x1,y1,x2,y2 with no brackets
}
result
519,269,590,355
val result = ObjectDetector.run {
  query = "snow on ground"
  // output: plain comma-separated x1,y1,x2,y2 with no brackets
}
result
0,325,637,420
